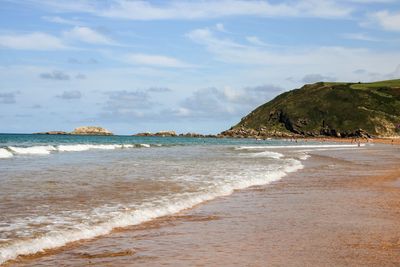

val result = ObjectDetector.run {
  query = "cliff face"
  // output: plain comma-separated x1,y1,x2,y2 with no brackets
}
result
221,80,400,138
70,126,113,136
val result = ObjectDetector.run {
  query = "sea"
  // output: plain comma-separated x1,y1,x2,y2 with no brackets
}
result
0,134,366,264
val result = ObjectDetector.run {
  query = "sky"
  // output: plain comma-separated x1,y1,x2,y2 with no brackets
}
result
1,0,400,134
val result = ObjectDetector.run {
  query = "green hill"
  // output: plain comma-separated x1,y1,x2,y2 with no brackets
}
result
221,80,400,138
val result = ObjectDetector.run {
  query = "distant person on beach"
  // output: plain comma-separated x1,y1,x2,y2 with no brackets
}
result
357,138,361,147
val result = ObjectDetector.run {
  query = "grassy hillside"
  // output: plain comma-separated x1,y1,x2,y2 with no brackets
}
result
223,79,400,138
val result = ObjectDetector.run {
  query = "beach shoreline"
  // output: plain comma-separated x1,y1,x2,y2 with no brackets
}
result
5,143,400,266
299,136,400,145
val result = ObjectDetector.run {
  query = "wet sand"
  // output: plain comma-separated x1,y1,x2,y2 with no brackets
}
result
6,145,400,266
303,136,400,145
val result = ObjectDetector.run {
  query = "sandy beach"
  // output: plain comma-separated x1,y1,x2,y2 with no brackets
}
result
4,143,399,266
300,137,400,146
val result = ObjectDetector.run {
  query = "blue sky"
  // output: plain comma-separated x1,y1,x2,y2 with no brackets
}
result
1,0,400,134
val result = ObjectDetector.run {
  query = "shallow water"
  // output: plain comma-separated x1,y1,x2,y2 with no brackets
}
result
0,134,370,265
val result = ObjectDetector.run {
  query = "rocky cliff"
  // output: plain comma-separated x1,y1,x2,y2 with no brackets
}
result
221,80,400,138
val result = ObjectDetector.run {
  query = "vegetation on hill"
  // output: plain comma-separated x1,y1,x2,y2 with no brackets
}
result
221,79,400,138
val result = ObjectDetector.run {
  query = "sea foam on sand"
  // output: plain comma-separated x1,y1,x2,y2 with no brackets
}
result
0,156,304,264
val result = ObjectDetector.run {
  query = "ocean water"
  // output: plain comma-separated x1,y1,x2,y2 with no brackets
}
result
0,134,365,264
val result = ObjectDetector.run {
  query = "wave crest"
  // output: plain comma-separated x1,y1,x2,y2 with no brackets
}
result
1,143,155,158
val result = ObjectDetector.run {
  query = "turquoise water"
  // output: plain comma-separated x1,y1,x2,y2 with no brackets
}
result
0,133,281,147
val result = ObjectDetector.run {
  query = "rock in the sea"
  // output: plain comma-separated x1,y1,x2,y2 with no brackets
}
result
133,131,177,137
134,132,153,137
133,131,217,138
35,131,68,135
154,131,177,137
70,126,113,136
179,132,205,138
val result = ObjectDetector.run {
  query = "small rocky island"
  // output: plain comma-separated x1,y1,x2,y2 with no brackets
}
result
70,126,113,136
134,131,216,138
36,126,113,136
35,131,69,135
134,131,177,137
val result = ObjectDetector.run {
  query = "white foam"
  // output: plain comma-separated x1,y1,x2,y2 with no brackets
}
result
56,144,91,152
122,144,134,148
139,144,151,148
0,158,304,265
250,151,284,159
298,153,310,160
2,143,157,158
91,144,123,150
0,148,13,158
237,144,366,150
8,145,56,155
56,144,121,152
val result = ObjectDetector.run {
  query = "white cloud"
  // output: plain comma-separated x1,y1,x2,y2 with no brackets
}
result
186,26,400,83
368,10,400,32
246,36,269,46
188,28,246,52
346,0,395,3
341,32,380,42
40,70,70,80
63,26,115,45
0,32,68,50
0,26,115,51
57,90,82,100
26,0,353,20
187,28,277,65
42,16,81,26
170,84,284,119
215,23,226,32
124,53,192,68
0,92,18,104
27,0,94,13
302,74,337,83
385,64,400,79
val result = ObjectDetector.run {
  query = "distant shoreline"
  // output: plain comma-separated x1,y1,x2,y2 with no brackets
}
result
1,132,400,145
292,136,400,145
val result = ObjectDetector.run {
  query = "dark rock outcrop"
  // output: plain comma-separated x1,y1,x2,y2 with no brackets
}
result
133,131,176,137
35,131,68,135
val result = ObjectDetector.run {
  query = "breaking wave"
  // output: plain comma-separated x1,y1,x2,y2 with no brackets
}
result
0,157,303,264
0,143,155,158
249,151,284,159
0,148,13,159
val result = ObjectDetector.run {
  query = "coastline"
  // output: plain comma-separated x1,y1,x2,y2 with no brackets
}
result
6,143,400,266
298,136,400,145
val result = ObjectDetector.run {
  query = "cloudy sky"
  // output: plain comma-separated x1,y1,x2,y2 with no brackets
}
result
1,0,400,134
